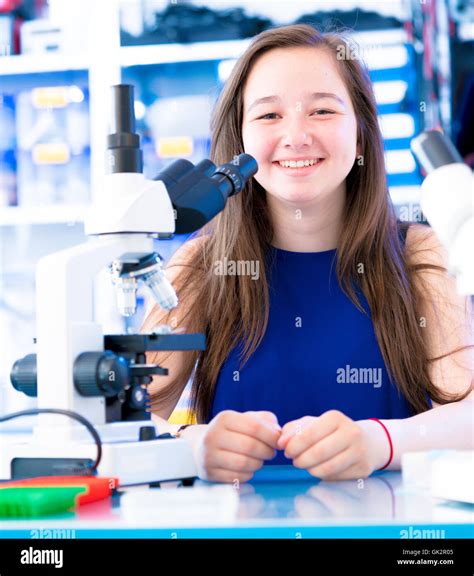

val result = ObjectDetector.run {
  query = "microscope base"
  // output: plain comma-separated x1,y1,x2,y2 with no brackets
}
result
1,437,198,486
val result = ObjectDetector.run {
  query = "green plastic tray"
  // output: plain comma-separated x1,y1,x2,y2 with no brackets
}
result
0,486,87,518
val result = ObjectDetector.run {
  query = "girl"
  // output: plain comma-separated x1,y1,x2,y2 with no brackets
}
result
142,24,473,483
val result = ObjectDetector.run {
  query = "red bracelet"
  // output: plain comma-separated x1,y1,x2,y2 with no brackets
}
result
369,418,393,471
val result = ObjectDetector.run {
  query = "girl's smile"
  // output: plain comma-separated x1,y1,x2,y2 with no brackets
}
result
272,157,325,177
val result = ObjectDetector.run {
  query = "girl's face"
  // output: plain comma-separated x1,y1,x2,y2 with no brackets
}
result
242,47,359,205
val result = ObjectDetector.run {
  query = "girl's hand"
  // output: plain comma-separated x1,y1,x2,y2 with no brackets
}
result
189,410,281,483
277,411,388,480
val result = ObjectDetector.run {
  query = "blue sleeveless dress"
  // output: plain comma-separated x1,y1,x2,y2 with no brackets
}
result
207,244,414,465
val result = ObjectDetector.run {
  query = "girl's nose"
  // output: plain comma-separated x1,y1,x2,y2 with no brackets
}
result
281,127,312,149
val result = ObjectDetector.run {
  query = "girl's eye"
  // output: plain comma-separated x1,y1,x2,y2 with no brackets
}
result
313,110,334,116
257,110,335,120
257,113,279,120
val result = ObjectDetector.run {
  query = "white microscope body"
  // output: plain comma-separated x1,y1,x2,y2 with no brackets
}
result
1,85,257,485
1,170,199,486
411,130,473,295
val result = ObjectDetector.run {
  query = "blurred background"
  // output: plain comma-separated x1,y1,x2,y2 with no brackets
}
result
0,0,473,423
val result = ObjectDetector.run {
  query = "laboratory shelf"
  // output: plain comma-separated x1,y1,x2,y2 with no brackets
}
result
0,53,89,76
0,204,88,226
0,40,251,77
0,28,410,77
120,38,252,67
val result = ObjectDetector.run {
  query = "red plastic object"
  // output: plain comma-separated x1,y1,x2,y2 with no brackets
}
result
0,476,119,505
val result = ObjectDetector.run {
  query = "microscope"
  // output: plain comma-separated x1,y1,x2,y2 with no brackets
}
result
411,130,473,295
1,85,257,485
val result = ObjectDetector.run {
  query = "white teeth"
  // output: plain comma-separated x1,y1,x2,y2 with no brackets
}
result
277,159,321,168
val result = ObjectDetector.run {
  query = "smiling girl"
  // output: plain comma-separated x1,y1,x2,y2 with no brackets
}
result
142,25,473,483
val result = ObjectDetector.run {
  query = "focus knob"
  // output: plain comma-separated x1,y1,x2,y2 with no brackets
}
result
74,351,129,397
10,354,38,397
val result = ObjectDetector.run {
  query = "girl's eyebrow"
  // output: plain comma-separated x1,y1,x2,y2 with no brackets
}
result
246,92,345,113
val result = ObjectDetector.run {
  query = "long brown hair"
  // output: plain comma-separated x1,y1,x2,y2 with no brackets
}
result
143,24,471,423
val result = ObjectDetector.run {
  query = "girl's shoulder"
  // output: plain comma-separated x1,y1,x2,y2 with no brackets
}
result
396,220,431,250
401,223,446,268
401,223,473,407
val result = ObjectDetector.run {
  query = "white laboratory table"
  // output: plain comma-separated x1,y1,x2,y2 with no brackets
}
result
0,465,473,539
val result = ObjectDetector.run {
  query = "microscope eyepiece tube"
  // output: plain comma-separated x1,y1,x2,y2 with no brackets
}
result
154,158,196,191
159,153,258,234
111,84,135,135
107,84,143,174
232,153,259,186
194,159,216,177
411,130,464,173
212,153,258,197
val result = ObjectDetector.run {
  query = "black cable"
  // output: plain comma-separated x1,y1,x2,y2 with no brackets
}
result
0,408,102,472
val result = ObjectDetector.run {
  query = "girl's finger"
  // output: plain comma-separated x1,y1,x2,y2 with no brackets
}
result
292,430,350,470
209,449,264,473
319,459,374,481
278,416,315,449
215,430,277,461
307,446,358,479
225,413,281,448
284,415,340,460
246,411,281,429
